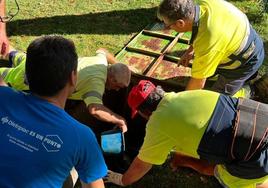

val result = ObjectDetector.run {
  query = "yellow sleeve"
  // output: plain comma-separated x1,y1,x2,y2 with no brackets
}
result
82,77,105,106
138,121,175,165
74,55,107,106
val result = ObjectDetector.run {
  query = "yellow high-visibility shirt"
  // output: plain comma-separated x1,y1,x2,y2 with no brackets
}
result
138,90,219,165
68,54,107,106
0,52,108,106
192,0,249,79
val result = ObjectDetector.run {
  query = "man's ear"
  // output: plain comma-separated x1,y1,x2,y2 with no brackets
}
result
174,19,185,28
110,75,117,84
70,70,77,87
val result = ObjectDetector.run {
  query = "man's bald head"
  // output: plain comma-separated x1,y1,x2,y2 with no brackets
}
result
106,63,131,91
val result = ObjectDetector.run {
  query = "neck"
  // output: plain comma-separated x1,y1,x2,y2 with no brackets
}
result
186,19,193,31
39,95,66,109
35,89,70,109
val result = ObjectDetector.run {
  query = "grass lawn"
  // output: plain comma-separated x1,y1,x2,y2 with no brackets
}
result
5,0,268,188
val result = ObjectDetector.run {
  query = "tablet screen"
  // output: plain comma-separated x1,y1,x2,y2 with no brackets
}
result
101,130,124,154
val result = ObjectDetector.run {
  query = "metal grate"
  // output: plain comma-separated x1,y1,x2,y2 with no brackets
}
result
116,22,192,88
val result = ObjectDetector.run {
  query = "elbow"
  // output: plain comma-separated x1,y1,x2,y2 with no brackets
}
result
87,104,98,116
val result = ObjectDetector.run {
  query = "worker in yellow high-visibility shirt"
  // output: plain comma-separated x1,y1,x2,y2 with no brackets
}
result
157,0,264,96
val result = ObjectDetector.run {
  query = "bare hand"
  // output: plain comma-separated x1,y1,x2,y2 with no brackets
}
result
115,117,128,133
179,45,194,67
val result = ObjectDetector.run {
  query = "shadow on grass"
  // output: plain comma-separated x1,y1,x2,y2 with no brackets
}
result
8,7,158,36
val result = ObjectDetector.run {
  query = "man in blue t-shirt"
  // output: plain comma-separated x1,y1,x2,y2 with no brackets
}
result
0,35,107,188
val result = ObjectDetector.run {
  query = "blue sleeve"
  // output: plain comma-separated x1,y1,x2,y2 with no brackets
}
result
75,125,107,183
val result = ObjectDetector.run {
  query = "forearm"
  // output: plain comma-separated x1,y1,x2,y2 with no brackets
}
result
186,77,206,90
0,0,9,56
179,45,194,66
97,48,119,64
122,157,152,186
88,103,127,133
185,45,194,56
0,0,6,24
184,157,215,176
106,51,119,64
88,103,123,124
172,153,215,176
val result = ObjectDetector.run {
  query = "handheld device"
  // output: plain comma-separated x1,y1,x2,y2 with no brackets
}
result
101,129,125,154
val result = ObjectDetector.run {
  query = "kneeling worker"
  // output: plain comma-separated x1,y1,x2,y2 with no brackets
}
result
0,47,131,132
106,80,268,188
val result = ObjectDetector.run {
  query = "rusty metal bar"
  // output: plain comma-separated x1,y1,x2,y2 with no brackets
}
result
126,46,162,57
177,38,190,45
125,46,180,63
145,32,184,76
165,55,180,62
142,30,176,40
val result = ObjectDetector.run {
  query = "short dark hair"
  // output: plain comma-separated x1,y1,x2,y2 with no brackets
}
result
157,0,195,22
138,85,165,114
26,35,78,96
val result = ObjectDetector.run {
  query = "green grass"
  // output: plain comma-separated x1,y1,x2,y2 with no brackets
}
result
5,0,268,188
108,164,221,188
6,0,161,55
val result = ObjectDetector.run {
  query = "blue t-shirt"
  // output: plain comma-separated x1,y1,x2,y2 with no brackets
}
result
0,86,107,188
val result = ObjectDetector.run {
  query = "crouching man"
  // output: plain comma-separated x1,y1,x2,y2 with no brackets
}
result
0,36,107,188
0,47,131,133
106,80,268,188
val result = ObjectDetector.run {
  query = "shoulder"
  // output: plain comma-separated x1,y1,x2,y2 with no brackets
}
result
78,55,107,67
66,118,96,143
164,90,219,101
77,57,107,78
0,86,22,98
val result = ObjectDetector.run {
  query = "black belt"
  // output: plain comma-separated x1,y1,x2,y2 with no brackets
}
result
230,98,268,161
